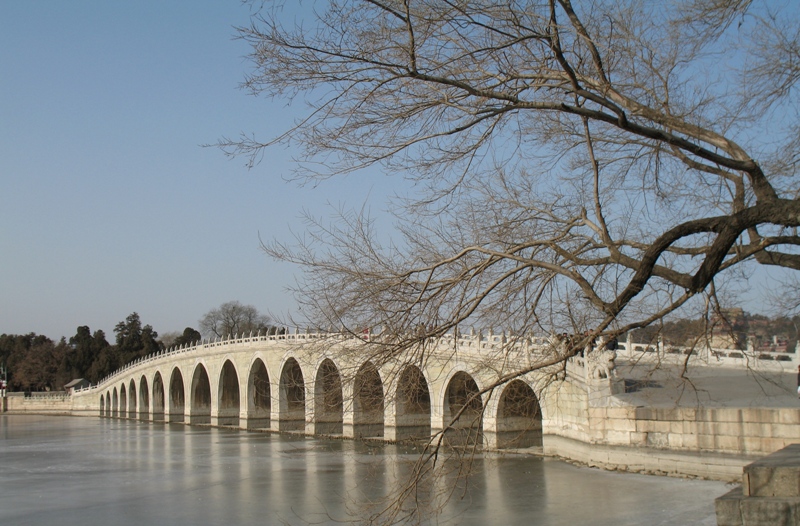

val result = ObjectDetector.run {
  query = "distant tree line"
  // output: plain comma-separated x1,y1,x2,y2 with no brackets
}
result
628,313,800,351
0,312,197,392
0,301,275,392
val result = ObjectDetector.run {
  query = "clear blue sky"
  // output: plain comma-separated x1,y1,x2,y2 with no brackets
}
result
0,2,784,342
0,1,397,340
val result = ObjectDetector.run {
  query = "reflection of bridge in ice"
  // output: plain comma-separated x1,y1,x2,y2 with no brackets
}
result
72,330,621,449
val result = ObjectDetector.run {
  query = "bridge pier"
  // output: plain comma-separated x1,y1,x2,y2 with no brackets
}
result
239,415,269,430
385,418,434,442
268,406,281,432
383,425,399,441
189,409,210,425
342,423,355,438
189,415,210,425
382,403,396,436
166,408,183,423
341,408,355,439
303,393,316,435
313,419,344,436
482,416,498,449
353,420,383,439
239,404,268,430
304,419,315,435
277,414,305,432
241,394,270,430
212,411,239,427
430,404,444,444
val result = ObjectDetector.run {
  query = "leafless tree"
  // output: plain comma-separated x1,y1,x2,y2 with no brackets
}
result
199,300,272,338
158,331,181,349
223,0,800,343
220,0,800,522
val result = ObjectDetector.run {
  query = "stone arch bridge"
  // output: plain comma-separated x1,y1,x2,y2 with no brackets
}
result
72,330,611,449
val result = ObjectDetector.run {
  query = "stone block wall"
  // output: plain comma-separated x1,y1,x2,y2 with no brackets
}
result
540,375,590,442
632,407,800,456
4,393,73,414
533,360,800,480
568,406,800,456
542,404,800,480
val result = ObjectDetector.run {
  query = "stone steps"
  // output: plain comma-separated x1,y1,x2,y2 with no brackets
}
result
716,443,800,525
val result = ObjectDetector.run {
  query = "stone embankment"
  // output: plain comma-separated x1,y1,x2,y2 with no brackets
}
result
3,392,72,414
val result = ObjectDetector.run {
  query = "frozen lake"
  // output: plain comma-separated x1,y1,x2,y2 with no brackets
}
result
0,415,729,525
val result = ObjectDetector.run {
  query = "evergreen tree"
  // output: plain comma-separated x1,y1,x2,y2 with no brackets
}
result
173,327,202,348
114,312,162,364
67,327,111,383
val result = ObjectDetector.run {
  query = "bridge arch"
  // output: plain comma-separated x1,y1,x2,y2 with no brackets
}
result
138,375,150,420
394,364,432,441
72,332,580,449
169,367,185,423
152,371,165,421
279,357,306,432
442,370,483,446
190,362,212,424
119,383,127,418
353,361,384,438
246,356,271,429
217,359,241,427
493,379,542,449
128,380,137,418
313,358,343,435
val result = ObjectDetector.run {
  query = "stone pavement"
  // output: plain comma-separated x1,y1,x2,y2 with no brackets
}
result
614,361,798,408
